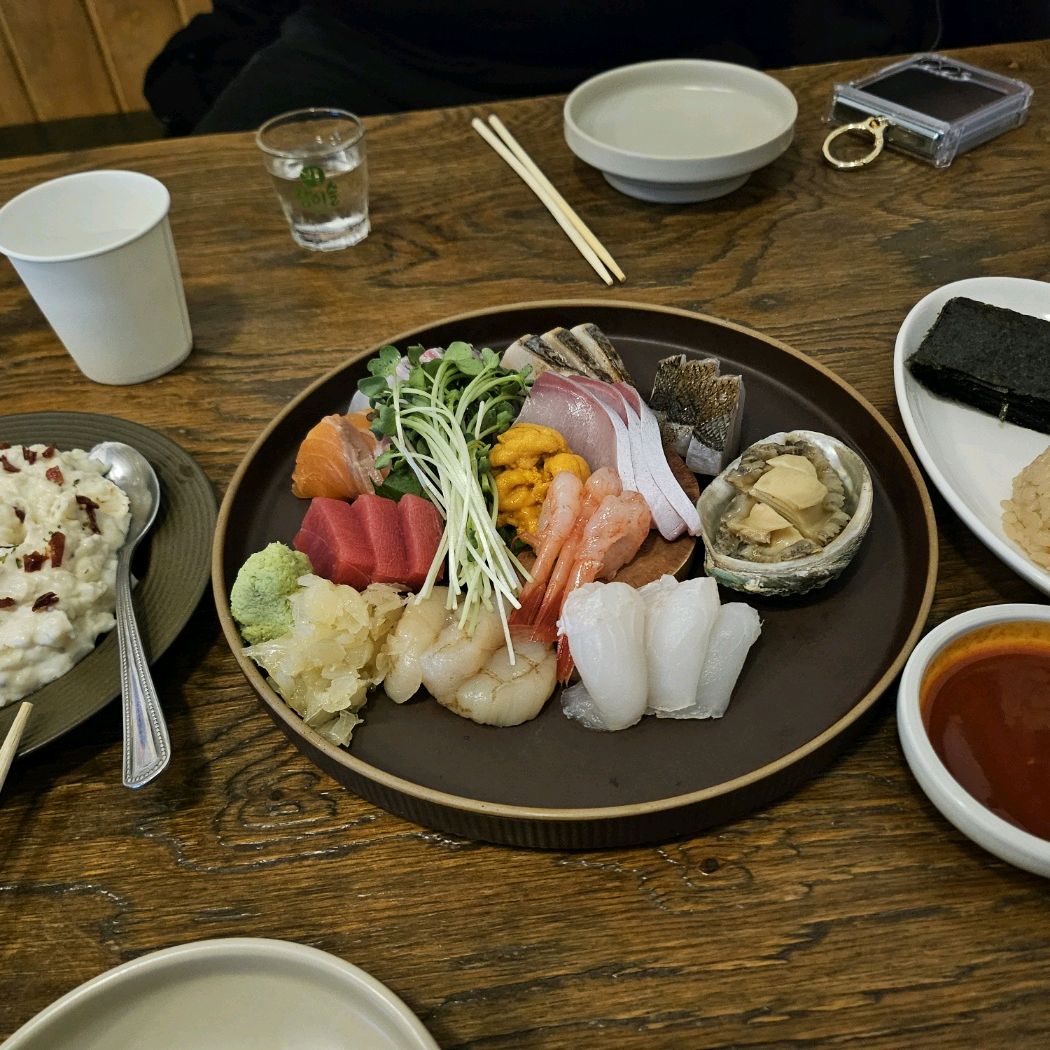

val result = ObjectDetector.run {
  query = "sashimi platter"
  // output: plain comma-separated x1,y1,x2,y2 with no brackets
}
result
214,302,937,846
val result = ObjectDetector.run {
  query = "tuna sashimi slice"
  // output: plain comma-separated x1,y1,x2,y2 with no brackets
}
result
293,497,374,590
398,493,445,590
352,495,407,586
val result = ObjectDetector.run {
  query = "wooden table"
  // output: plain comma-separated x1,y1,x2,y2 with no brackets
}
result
3,40,1049,1048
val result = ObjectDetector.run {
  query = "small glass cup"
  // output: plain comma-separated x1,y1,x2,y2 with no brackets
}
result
256,108,370,252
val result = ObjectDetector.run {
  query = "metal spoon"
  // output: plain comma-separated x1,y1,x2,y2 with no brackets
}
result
91,441,170,788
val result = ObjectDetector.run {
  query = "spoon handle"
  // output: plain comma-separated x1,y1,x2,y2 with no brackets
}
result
116,549,171,788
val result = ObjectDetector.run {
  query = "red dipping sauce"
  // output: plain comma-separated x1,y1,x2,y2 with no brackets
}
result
920,620,1050,841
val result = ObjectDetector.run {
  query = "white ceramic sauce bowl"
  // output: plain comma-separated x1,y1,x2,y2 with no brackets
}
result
563,59,797,203
897,603,1050,879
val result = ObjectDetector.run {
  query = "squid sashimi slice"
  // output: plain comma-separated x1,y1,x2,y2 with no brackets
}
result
659,603,762,720
558,582,648,731
616,384,701,537
639,575,721,715
514,372,621,475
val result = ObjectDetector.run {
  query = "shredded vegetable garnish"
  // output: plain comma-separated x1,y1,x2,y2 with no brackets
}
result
359,342,532,653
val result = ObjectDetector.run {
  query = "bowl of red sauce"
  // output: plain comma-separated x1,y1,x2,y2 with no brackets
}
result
898,603,1050,878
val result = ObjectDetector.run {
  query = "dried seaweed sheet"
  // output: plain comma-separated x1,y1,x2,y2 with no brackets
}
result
907,297,1050,432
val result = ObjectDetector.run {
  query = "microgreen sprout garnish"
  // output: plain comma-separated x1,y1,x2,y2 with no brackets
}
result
359,342,532,654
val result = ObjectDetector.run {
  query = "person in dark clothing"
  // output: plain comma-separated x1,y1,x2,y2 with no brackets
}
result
144,1,1050,135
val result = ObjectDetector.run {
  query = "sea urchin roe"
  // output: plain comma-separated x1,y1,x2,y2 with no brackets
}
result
920,620,1050,841
491,424,589,542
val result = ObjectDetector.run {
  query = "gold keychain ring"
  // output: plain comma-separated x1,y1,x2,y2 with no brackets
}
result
822,116,889,170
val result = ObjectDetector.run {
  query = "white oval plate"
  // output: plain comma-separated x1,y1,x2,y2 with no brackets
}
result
894,276,1050,596
0,938,438,1050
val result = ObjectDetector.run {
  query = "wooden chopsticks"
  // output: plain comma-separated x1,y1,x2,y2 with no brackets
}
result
471,114,625,286
0,702,32,795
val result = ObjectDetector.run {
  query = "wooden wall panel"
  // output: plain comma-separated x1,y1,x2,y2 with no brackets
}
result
176,0,212,18
0,0,215,130
84,0,185,111
0,23,35,125
0,0,118,120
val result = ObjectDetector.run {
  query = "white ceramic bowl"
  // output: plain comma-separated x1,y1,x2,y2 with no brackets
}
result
897,603,1050,879
0,938,438,1050
563,59,797,203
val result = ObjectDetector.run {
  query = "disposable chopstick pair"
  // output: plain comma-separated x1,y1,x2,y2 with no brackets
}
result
471,115,625,286
0,702,32,795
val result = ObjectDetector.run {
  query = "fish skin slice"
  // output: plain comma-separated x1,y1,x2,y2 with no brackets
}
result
650,355,745,476
570,323,634,386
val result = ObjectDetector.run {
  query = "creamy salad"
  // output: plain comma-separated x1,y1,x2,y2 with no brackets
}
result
0,444,130,707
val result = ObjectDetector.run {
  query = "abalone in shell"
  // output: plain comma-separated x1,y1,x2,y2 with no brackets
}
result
697,431,873,596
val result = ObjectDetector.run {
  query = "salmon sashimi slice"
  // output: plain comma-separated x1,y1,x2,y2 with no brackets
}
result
291,413,384,500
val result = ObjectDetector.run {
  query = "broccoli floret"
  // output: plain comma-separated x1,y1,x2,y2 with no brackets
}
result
230,542,311,645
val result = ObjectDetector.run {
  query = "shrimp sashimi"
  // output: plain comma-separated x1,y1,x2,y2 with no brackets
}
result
524,467,622,635
291,412,383,499
382,588,452,703
640,575,720,714
558,582,648,731
511,471,583,625
553,490,651,681
439,639,556,726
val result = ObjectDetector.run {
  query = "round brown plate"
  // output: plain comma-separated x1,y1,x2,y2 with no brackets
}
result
214,301,937,848
0,413,216,755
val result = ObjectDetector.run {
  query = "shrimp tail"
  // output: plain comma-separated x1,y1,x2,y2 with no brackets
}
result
556,633,576,684
510,581,545,626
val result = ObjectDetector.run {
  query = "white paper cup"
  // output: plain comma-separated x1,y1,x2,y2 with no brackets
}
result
0,170,193,385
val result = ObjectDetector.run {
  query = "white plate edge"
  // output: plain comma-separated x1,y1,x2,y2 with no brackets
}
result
892,275,1050,596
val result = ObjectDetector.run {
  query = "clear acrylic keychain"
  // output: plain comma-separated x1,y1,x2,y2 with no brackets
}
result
822,53,1033,170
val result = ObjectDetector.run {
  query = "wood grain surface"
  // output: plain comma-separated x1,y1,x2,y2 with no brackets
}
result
2,41,1050,1049
0,0,195,127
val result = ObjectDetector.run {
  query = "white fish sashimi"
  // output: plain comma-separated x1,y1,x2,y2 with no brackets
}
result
640,575,720,715
501,336,552,377
617,384,702,536
570,376,686,539
515,372,620,475
558,581,648,731
659,603,761,720
562,376,638,493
